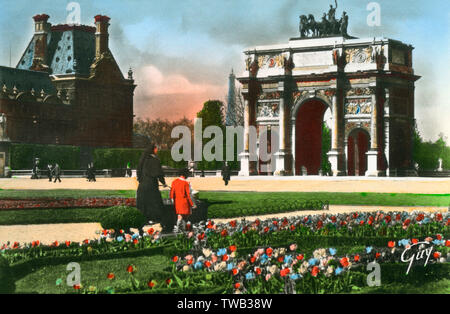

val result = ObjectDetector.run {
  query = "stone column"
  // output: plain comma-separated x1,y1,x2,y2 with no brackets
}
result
327,91,345,176
274,88,290,176
366,89,381,176
239,92,258,176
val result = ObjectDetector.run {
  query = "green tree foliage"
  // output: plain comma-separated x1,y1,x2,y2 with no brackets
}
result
413,124,450,170
10,144,80,170
321,123,332,174
196,100,228,171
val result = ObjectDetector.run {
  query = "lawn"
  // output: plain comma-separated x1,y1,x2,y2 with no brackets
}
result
0,190,449,225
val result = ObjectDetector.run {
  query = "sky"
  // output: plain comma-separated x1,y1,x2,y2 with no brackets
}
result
0,0,448,142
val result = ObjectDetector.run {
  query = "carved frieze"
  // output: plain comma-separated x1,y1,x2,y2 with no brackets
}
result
257,102,279,118
345,98,372,115
259,91,281,100
345,121,371,138
345,47,374,64
346,87,373,97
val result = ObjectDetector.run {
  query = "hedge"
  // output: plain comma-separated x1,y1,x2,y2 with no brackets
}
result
10,143,80,170
93,149,186,170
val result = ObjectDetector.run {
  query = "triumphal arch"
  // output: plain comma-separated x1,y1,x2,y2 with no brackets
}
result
237,5,420,177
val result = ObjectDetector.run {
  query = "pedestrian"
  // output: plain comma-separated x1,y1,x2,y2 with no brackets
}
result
31,160,39,179
126,162,132,177
87,162,96,182
222,162,231,186
136,144,170,231
170,168,196,232
86,163,92,181
53,163,61,183
47,164,53,182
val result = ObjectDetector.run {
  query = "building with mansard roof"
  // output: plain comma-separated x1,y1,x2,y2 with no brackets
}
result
0,14,136,175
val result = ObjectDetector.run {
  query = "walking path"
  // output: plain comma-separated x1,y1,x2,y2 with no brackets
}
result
1,176,449,193
1,205,447,246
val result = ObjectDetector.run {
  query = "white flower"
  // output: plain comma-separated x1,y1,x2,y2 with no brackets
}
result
202,248,212,258
182,265,190,272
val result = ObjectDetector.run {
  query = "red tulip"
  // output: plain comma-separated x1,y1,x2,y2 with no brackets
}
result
166,278,172,285
133,238,138,244
107,273,115,280
204,261,211,268
232,268,238,276
278,256,284,263
311,266,320,277
250,256,256,264
147,228,154,235
229,220,237,228
222,254,229,262
359,220,365,226
317,221,323,229
255,219,261,226
446,240,450,247
354,255,360,262
436,234,442,240
435,213,443,221
416,214,424,222
273,220,278,226
148,281,155,288
221,229,228,237
375,252,381,259
388,241,395,248
234,282,241,289
340,257,349,268
263,227,270,233
229,245,237,252
412,238,418,244
403,219,411,227
280,268,290,277
73,284,81,290
127,265,136,273
266,248,273,256
433,252,441,259
395,214,401,221
65,241,71,247
290,225,296,231
296,254,304,261
255,267,262,275
172,256,179,263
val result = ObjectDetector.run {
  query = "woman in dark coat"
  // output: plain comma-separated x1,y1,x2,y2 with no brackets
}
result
136,144,170,230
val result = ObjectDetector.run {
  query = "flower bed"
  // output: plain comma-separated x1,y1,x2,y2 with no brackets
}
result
0,197,136,210
2,210,450,294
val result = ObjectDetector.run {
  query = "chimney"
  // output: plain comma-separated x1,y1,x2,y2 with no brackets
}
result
30,14,51,71
94,15,111,58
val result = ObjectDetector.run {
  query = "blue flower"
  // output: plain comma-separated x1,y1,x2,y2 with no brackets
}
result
366,246,373,254
290,274,301,280
116,236,124,242
423,218,430,224
194,261,203,270
335,267,343,275
245,272,255,280
398,239,410,247
432,239,444,246
308,258,317,265
284,255,293,264
131,233,139,239
217,248,227,256
329,248,337,256
227,263,235,271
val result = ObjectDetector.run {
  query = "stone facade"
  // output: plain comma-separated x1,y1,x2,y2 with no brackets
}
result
0,14,136,173
237,36,419,177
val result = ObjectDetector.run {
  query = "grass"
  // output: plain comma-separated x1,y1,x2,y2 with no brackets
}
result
0,208,110,225
0,190,448,225
13,254,170,294
353,279,450,294
0,189,136,199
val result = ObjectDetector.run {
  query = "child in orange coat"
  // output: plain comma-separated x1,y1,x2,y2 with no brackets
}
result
170,168,196,231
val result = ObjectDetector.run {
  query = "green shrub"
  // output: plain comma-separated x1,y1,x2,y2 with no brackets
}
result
99,206,147,232
10,143,80,170
0,256,14,293
93,148,186,169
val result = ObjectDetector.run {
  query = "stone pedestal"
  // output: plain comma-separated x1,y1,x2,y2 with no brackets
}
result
238,152,258,176
274,151,292,176
327,150,345,176
365,150,381,176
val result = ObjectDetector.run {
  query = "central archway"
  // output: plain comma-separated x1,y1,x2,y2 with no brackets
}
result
347,128,370,176
295,99,328,175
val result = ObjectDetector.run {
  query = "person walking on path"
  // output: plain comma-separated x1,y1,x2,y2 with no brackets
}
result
31,160,39,179
52,163,61,183
136,144,170,231
170,168,196,232
47,164,53,182
222,162,231,186
87,163,96,182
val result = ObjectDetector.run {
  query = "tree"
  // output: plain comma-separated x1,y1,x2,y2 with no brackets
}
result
225,87,245,127
196,100,226,170
133,117,194,150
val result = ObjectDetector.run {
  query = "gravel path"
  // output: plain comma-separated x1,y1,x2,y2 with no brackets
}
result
1,176,449,193
1,205,447,246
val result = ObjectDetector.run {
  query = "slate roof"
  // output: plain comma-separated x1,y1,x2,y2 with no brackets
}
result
0,65,56,95
16,24,96,76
